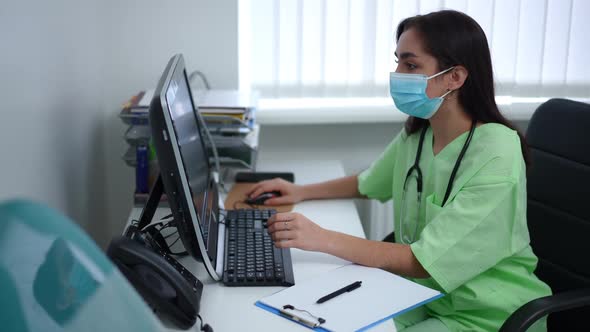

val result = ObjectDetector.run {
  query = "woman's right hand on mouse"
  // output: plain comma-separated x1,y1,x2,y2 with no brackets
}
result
246,178,304,206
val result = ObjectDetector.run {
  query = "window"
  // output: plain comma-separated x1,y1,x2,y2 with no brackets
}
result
240,0,590,101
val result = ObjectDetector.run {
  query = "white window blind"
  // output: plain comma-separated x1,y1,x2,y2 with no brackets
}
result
243,0,590,99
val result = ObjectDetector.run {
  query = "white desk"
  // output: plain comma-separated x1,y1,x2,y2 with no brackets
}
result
126,160,394,331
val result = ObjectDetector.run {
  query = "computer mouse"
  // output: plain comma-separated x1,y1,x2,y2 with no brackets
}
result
245,191,281,205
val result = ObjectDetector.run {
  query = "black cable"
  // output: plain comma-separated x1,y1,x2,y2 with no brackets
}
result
140,218,187,256
142,217,176,239
165,231,188,256
168,235,181,248
164,230,178,239
125,220,142,238
142,221,166,234
185,68,229,195
197,314,213,332
189,71,211,90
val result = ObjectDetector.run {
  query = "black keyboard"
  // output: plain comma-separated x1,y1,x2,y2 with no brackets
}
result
223,209,295,286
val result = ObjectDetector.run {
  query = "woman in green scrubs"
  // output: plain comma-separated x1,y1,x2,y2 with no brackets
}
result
249,9,551,332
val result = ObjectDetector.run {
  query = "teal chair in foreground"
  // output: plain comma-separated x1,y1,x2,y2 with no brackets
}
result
0,200,164,332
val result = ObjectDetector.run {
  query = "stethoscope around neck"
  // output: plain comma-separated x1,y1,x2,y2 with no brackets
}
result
399,120,477,244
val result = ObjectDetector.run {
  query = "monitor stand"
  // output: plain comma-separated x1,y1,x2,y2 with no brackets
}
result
132,174,188,259
137,174,164,231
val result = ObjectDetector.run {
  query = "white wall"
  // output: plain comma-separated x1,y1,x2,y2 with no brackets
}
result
0,0,106,238
100,0,239,247
0,0,238,248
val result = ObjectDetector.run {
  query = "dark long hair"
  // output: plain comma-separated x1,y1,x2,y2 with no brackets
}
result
396,10,530,168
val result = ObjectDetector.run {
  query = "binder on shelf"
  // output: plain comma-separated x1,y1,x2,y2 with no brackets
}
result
255,264,442,331
119,112,149,125
121,90,150,114
135,145,149,194
119,94,149,125
193,89,258,113
194,89,258,128
202,115,252,134
134,90,153,110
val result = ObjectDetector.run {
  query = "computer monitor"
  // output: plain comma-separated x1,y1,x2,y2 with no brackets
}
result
147,54,223,281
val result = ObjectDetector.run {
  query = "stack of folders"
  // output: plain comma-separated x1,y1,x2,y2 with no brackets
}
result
118,89,261,203
256,264,442,331
193,89,259,128
193,89,260,170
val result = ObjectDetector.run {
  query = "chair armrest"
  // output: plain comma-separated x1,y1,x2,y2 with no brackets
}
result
500,288,590,332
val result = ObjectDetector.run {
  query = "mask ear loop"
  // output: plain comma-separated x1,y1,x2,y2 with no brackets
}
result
429,66,456,99
427,66,455,79
440,89,453,98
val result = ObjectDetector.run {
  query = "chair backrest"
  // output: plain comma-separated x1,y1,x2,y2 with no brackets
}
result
0,200,164,332
525,98,590,329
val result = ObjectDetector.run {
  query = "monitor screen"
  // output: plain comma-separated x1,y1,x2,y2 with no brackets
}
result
148,54,221,280
164,68,210,236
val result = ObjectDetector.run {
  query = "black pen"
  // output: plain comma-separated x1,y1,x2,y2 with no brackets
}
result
316,281,362,304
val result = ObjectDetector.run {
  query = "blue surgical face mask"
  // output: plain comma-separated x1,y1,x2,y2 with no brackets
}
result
389,67,455,119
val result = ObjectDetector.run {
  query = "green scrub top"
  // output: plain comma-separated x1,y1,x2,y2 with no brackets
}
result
358,123,551,332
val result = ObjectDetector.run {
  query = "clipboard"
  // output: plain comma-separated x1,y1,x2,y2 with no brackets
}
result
255,264,443,331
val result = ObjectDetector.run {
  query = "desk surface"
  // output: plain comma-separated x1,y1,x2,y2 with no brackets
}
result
127,159,394,331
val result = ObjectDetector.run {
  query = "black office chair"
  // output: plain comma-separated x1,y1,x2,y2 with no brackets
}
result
500,98,590,331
